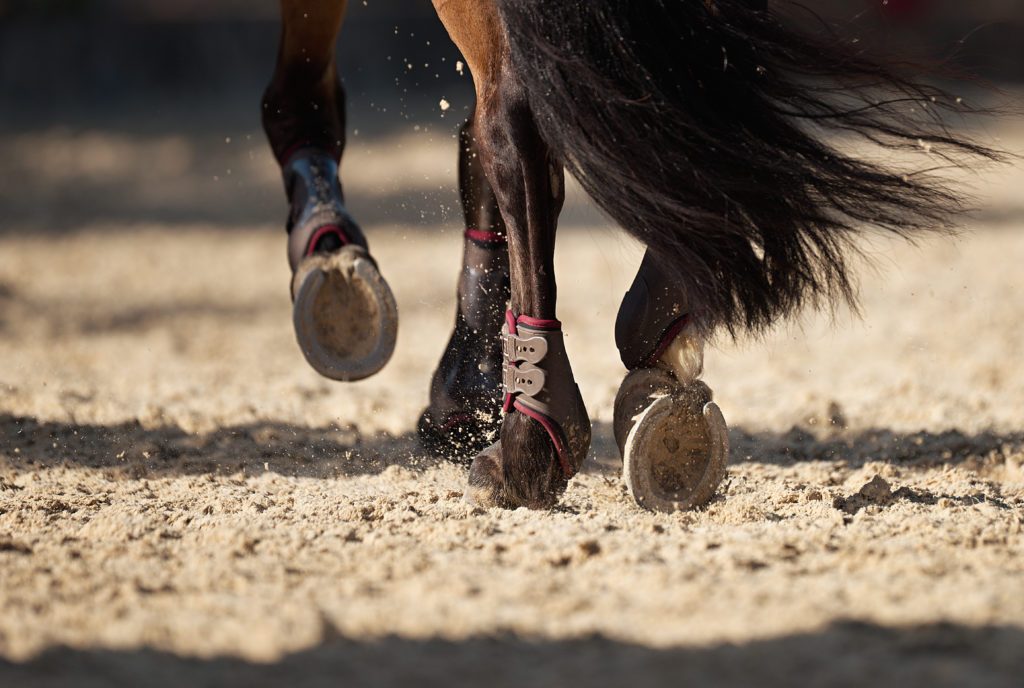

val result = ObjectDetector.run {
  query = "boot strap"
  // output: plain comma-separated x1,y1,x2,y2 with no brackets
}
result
500,312,591,478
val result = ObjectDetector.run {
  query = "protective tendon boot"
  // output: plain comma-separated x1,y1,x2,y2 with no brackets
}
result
612,250,728,512
418,231,510,460
501,312,591,483
285,147,398,381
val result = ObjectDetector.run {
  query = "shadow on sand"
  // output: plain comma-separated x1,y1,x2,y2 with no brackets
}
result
0,412,445,480
0,619,1021,687
3,412,1022,483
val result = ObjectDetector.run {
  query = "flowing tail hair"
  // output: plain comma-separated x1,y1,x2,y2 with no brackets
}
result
492,0,1004,334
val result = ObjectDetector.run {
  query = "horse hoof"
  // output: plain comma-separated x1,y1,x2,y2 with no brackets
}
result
614,369,728,512
464,441,505,507
612,367,680,458
292,246,398,381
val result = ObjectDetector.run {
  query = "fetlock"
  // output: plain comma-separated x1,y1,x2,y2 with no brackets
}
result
283,148,367,265
502,313,591,479
615,249,695,373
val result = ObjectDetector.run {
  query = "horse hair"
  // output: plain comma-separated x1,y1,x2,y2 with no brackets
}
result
493,0,1004,335
500,411,564,508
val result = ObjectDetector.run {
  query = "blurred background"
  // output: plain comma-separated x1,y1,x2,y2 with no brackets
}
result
0,0,1020,235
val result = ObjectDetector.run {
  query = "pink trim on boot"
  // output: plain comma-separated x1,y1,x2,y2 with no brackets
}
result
643,315,692,367
464,229,507,243
305,226,351,256
514,400,573,479
517,314,561,330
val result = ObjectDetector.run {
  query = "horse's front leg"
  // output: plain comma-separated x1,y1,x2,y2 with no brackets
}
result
434,0,590,508
436,17,589,509
467,92,590,508
263,0,397,381
418,115,510,460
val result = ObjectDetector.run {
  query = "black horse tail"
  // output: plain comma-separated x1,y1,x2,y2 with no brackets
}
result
493,0,1003,334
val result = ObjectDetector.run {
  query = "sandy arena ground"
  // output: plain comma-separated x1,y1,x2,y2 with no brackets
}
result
1,117,1023,685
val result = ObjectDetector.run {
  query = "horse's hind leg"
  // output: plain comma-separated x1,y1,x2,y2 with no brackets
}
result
612,251,729,512
418,114,510,460
263,0,397,381
433,0,590,508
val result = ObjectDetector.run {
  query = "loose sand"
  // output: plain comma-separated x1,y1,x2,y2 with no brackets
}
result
1,121,1023,686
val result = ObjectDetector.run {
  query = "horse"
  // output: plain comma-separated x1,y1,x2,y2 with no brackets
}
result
260,0,999,511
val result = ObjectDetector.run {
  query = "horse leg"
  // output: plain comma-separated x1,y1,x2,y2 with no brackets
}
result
418,114,510,460
612,251,729,512
263,0,397,382
432,0,590,508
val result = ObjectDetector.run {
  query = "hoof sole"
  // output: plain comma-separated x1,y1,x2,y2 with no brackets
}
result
292,247,398,382
615,369,729,512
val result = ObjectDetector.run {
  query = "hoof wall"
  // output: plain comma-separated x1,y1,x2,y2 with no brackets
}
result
615,369,728,512
292,247,398,382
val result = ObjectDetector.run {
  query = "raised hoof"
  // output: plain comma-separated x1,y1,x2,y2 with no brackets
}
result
292,245,398,382
613,368,729,512
417,410,500,462
463,441,504,507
